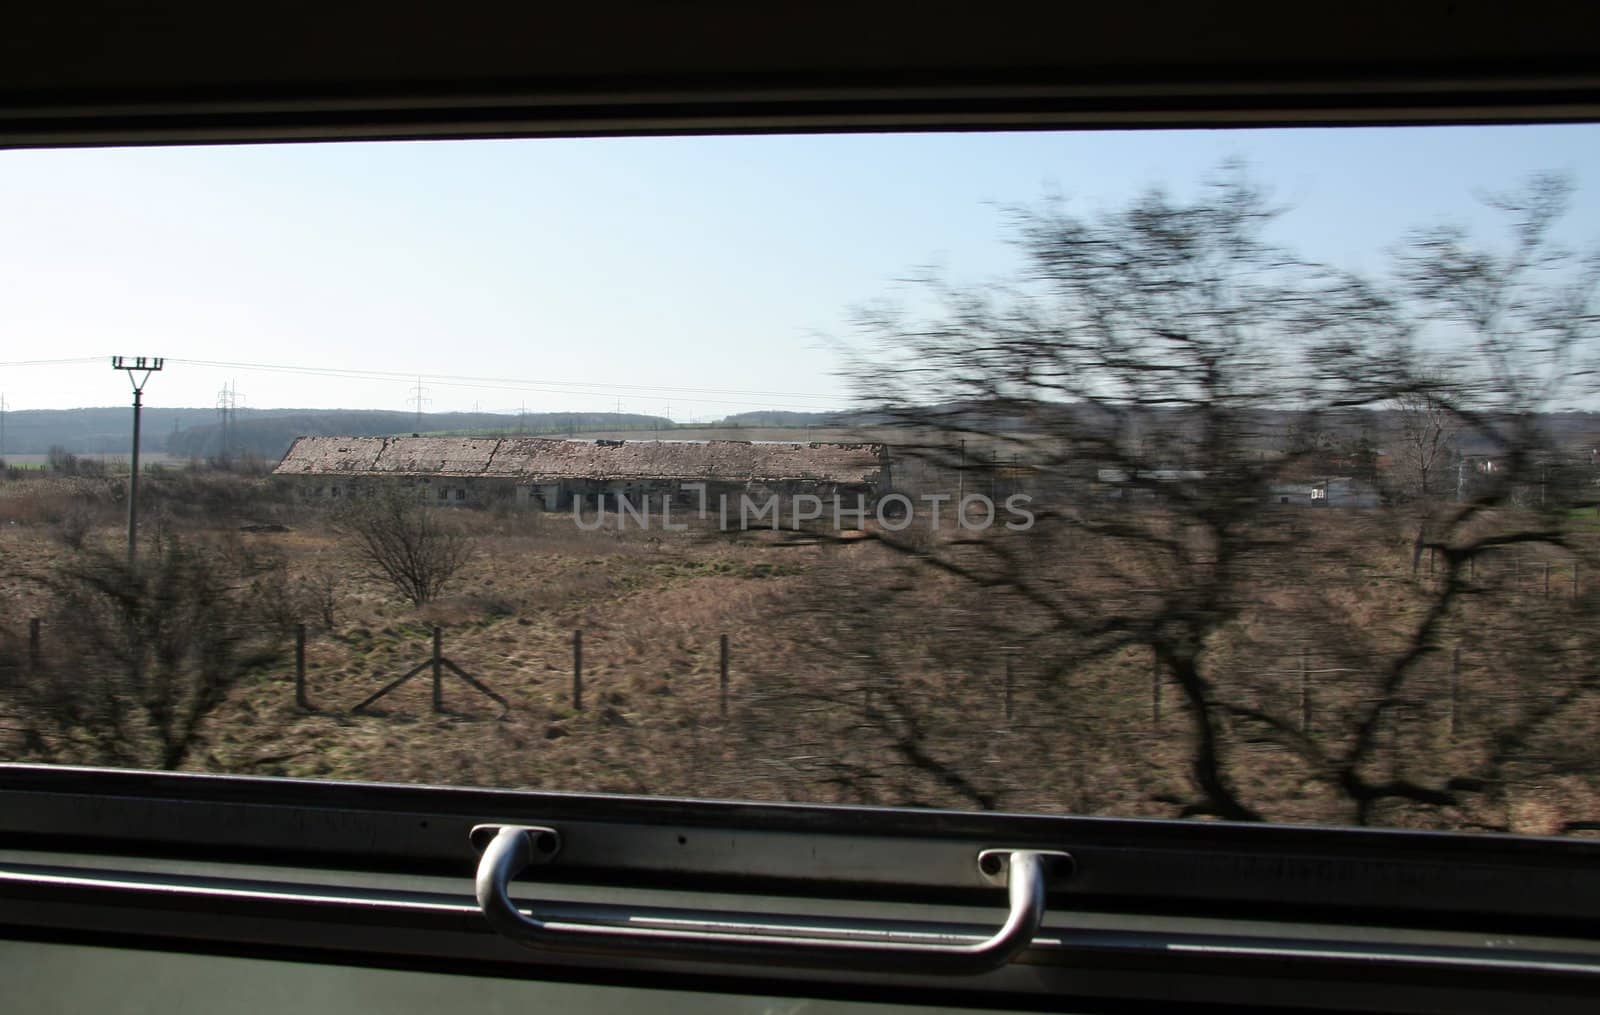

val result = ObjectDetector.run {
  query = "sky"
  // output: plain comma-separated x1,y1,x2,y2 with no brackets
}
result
1,124,1598,421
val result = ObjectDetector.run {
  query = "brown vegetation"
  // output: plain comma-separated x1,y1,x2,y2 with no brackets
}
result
1,467,1598,835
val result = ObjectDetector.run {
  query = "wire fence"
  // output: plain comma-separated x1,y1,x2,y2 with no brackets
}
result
4,548,1589,731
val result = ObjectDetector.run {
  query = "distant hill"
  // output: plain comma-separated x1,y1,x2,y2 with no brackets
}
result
0,407,220,456
10,404,1600,462
713,410,857,427
0,408,671,460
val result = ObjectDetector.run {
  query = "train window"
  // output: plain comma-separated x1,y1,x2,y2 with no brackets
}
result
3,8,1600,1010
5,127,1600,837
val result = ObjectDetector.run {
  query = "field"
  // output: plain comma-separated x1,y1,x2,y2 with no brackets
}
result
0,474,889,799
0,452,182,468
2,467,1599,836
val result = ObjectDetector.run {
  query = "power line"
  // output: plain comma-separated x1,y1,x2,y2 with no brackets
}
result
0,356,105,367
170,360,840,412
165,357,841,403
0,354,852,414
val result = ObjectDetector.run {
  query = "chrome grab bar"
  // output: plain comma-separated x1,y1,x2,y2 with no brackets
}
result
472,824,1070,974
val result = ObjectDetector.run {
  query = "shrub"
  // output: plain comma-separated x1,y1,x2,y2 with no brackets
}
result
4,534,287,769
336,486,475,606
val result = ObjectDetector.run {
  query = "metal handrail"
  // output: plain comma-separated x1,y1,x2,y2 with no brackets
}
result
472,824,1070,974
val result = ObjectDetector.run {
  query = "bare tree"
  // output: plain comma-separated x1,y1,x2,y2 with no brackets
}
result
839,164,1349,820
834,166,1600,828
1392,387,1460,503
1388,383,1462,573
3,534,286,769
337,486,475,606
1283,172,1600,826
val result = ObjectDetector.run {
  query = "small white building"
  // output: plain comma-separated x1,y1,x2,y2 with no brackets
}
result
1269,483,1315,506
1311,477,1381,507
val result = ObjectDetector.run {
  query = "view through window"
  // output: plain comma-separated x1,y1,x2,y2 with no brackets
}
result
2,125,1599,836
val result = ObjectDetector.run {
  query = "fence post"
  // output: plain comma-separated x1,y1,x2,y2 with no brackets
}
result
1448,647,1460,739
1299,645,1311,733
27,618,40,672
294,623,308,710
432,627,443,712
1003,650,1014,724
573,629,583,711
1151,647,1162,728
719,633,729,719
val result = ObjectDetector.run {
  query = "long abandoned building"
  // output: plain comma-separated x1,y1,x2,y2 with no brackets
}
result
272,435,890,510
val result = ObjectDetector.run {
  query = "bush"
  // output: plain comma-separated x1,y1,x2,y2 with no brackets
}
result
54,501,94,549
4,534,287,769
295,566,341,629
336,486,475,606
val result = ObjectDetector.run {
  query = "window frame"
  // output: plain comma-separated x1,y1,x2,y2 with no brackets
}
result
4,5,1600,1012
3,763,1600,1013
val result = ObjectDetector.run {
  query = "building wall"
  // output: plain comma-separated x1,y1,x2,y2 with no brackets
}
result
1319,479,1381,507
285,474,879,516
285,475,502,506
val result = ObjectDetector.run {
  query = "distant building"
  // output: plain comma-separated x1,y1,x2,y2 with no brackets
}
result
1093,467,1208,499
273,435,890,510
1269,483,1315,506
1311,477,1381,507
1265,477,1381,507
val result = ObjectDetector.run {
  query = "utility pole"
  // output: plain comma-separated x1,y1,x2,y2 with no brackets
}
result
111,356,164,565
215,380,241,460
957,438,967,503
406,377,430,433
217,385,228,458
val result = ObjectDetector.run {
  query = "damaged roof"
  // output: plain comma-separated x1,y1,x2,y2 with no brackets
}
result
274,436,886,485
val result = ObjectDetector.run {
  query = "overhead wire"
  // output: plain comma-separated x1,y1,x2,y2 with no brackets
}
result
0,355,852,414
166,358,843,405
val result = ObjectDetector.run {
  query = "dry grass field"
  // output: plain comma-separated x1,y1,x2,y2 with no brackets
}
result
3,469,1599,836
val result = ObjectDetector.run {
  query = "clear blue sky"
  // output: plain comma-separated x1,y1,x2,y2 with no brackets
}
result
1,124,1597,420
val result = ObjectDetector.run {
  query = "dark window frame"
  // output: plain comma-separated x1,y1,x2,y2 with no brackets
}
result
3,764,1599,1013
3,5,1600,1011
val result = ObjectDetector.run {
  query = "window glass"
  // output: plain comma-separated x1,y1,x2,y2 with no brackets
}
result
2,127,1599,836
